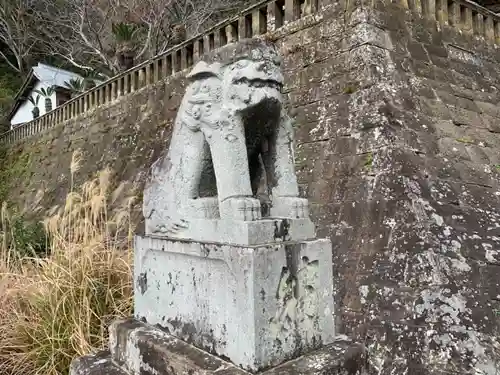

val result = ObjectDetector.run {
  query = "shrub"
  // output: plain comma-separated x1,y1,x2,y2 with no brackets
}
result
0,150,136,375
0,61,23,123
1,207,49,260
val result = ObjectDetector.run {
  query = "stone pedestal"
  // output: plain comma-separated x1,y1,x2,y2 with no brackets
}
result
69,38,362,375
71,320,370,375
148,217,316,246
134,234,335,372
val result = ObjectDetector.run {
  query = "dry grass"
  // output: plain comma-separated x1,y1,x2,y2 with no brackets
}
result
0,150,136,375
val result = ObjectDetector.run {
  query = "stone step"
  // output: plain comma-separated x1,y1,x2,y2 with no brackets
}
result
69,350,128,375
108,318,371,375
109,318,250,375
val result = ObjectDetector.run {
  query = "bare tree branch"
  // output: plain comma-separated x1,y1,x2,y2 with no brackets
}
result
8,0,259,76
0,49,21,73
0,0,38,73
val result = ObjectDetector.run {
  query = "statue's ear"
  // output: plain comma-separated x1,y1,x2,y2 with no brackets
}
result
187,61,222,81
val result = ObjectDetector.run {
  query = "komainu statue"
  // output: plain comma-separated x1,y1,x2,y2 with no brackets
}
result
143,39,312,241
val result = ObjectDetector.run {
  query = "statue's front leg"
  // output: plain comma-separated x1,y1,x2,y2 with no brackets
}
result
144,127,213,235
263,113,309,219
203,116,261,221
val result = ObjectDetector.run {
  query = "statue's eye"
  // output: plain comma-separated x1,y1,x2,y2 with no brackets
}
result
190,81,201,92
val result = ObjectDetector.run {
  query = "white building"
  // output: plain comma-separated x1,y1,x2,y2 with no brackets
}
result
7,63,86,128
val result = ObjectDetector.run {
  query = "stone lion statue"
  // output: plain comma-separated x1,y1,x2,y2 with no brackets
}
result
143,39,309,236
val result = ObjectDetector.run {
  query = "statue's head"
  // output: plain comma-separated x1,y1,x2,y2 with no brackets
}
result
184,40,284,120
222,44,284,111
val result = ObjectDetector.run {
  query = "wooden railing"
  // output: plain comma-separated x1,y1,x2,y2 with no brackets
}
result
2,0,500,144
0,0,321,145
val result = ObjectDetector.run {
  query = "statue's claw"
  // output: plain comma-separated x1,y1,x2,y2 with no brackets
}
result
220,197,262,221
150,215,189,236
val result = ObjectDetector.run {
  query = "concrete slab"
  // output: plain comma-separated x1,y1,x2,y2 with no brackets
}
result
134,236,335,372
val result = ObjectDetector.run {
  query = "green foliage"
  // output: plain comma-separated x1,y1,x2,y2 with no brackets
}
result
64,71,103,95
82,70,103,89
82,69,104,82
66,78,83,91
343,85,357,95
34,85,56,98
0,149,47,261
456,137,475,144
0,61,23,123
363,152,373,171
7,214,49,259
111,22,140,43
64,78,85,94
28,95,40,107
0,146,33,204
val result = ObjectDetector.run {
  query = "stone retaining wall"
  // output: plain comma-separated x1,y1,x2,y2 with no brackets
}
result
2,0,500,373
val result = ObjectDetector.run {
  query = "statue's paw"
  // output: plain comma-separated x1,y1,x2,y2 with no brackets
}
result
271,197,309,219
245,198,263,221
221,197,262,221
147,214,189,236
158,219,189,234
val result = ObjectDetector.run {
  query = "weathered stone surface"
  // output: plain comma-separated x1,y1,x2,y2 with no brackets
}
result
141,217,315,246
4,1,500,374
107,319,368,375
126,37,336,373
142,39,312,243
109,319,250,375
263,339,369,375
69,350,127,375
133,235,335,372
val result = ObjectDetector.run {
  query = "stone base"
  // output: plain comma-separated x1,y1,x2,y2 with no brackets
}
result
147,217,316,246
70,350,126,375
70,320,370,375
134,235,335,372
